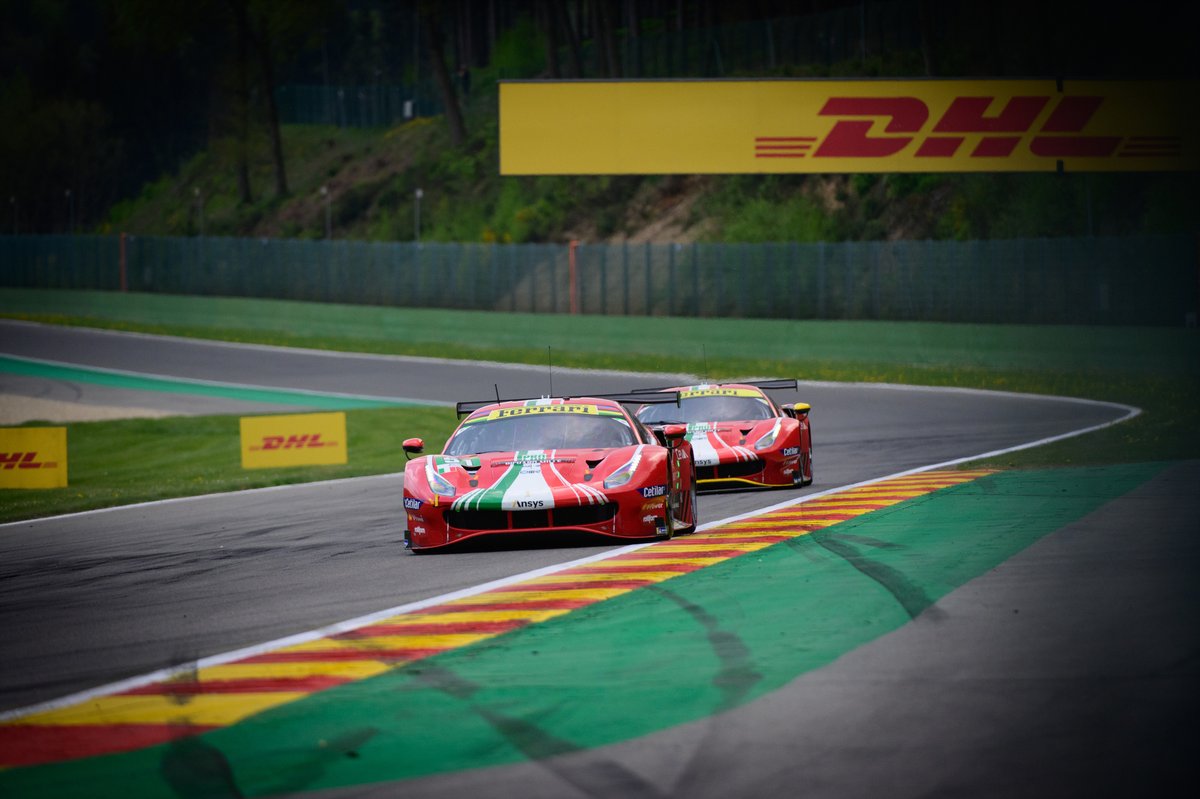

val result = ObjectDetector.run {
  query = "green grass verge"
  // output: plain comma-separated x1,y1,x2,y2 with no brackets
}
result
1,407,460,524
1,288,1197,522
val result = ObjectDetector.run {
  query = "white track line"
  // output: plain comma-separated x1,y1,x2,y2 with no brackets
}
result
0,386,1137,529
0,393,1140,722
0,318,700,380
0,351,450,408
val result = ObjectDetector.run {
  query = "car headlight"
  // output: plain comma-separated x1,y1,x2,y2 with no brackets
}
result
603,460,635,489
428,468,456,497
754,421,781,451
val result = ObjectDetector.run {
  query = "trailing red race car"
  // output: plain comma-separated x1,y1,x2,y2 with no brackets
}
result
633,379,813,490
401,394,699,552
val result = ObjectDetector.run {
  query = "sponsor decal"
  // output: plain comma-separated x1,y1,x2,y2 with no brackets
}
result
800,93,1148,162
493,456,575,466
640,484,667,498
251,434,335,451
500,80,1198,175
680,387,761,399
437,456,481,473
642,514,660,525
487,404,598,420
403,497,423,510
0,451,57,469
641,499,666,513
240,412,347,470
782,447,800,457
0,427,67,489
452,449,579,512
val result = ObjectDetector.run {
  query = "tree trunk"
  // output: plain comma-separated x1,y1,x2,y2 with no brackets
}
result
229,0,252,203
250,12,288,197
918,0,939,76
591,1,610,76
420,6,467,147
602,0,621,78
552,1,583,78
625,0,640,78
538,0,561,78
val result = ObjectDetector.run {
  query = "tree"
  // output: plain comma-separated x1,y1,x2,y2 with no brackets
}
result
228,0,254,203
419,2,467,147
248,5,289,197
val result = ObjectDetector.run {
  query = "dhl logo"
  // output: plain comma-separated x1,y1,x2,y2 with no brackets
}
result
0,451,57,470
249,434,338,451
757,95,1181,161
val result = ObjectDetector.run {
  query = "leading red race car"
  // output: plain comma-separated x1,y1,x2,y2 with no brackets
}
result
401,394,699,552
634,379,813,490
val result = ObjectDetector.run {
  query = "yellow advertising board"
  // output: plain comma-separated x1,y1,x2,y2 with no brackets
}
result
500,79,1199,174
0,427,68,489
240,412,347,470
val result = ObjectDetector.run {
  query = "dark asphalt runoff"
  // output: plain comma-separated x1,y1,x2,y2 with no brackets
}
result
4,320,1184,798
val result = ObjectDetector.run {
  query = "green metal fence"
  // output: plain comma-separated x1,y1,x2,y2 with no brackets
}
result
1,234,1194,326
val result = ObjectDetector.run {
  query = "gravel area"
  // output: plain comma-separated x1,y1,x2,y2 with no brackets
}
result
0,394,174,425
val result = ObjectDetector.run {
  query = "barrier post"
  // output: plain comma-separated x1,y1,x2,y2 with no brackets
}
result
119,232,127,292
568,239,579,314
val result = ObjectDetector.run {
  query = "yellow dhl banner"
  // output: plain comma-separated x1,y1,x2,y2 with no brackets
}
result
500,79,1199,174
240,412,347,470
0,427,67,489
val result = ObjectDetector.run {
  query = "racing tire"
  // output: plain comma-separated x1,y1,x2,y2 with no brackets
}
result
658,493,676,540
680,481,699,535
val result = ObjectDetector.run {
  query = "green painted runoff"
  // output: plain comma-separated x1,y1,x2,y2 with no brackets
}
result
0,462,1166,798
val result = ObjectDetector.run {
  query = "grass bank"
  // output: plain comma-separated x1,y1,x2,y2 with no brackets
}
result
0,407,459,525
1,288,1197,521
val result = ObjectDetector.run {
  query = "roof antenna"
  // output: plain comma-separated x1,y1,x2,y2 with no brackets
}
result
547,346,554,397
494,383,501,403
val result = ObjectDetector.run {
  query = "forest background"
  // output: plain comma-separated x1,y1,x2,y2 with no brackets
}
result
2,0,1196,246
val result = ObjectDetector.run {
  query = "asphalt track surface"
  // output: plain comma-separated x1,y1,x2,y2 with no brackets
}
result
4,320,1191,797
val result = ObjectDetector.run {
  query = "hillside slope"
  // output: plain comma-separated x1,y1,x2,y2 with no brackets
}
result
106,89,1197,245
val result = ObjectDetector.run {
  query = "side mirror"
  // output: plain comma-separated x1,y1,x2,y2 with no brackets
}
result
793,403,810,419
661,424,687,442
402,438,425,459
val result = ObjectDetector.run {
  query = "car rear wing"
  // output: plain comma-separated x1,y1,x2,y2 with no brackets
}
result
629,378,799,394
455,391,682,419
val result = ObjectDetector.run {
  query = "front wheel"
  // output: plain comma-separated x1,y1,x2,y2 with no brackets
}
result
679,481,699,534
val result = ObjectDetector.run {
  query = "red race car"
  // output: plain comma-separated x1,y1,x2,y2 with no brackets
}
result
634,379,812,491
401,394,699,552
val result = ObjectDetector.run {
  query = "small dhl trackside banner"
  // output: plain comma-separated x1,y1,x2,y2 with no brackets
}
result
499,79,1199,174
240,412,347,470
0,427,67,489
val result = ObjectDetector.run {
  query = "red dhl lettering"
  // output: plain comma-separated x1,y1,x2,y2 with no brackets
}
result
756,95,1174,160
251,434,337,451
0,451,57,470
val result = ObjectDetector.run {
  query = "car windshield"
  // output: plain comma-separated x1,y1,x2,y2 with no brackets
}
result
444,413,637,454
638,394,774,424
